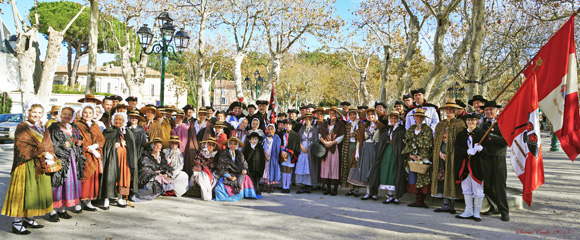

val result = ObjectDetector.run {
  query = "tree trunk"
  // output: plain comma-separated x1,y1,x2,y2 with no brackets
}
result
14,30,41,111
259,53,281,100
467,0,485,99
359,71,371,106
67,43,73,87
233,50,246,100
196,11,211,107
85,0,98,94
380,45,392,103
423,16,451,99
37,27,65,103
395,14,422,100
70,45,83,89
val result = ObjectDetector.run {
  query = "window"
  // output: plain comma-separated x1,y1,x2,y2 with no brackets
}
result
220,97,227,105
151,84,155,96
107,82,111,93
96,80,101,92
221,88,226,95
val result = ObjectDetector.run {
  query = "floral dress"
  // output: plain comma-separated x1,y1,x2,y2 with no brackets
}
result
401,123,433,190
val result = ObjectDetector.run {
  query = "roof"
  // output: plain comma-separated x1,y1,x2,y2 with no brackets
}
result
55,65,174,78
215,80,235,88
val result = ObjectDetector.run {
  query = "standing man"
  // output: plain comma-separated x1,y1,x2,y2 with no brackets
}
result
403,94,414,110
455,100,467,121
182,104,197,125
340,101,351,121
394,100,405,115
254,100,270,130
479,101,510,222
125,96,139,111
226,101,246,129
404,88,439,131
468,95,487,124
101,96,114,128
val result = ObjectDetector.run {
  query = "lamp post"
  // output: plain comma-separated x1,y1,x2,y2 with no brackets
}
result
446,81,467,101
137,9,191,106
244,70,265,99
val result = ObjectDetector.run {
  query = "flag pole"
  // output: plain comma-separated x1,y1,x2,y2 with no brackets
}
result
473,8,580,146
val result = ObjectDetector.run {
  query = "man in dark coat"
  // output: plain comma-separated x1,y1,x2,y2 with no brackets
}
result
479,101,510,222
253,100,270,131
243,132,265,194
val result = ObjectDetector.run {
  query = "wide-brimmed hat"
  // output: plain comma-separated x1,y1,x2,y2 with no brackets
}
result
146,137,168,148
455,100,466,108
182,104,194,111
213,121,226,128
168,135,181,144
374,102,387,109
114,103,128,111
340,101,351,106
299,105,307,110
363,107,382,117
346,106,359,115
172,110,185,117
78,94,102,104
305,104,317,109
410,109,430,118
225,136,244,148
49,105,61,114
200,137,218,146
313,107,325,114
410,88,425,95
159,105,176,112
127,110,145,122
140,105,163,119
197,107,208,114
468,95,488,106
324,106,343,117
482,100,502,109
297,112,314,121
382,110,404,121
248,131,263,140
440,100,461,109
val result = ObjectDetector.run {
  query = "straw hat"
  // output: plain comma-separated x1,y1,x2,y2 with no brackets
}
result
382,110,404,121
323,106,343,117
146,137,168,148
49,105,61,114
168,135,181,143
140,105,163,119
127,110,145,122
410,109,430,118
297,112,314,121
198,107,208,114
77,94,102,104
172,110,185,117
313,107,325,114
200,137,218,145
225,136,244,148
440,99,461,109
213,121,226,128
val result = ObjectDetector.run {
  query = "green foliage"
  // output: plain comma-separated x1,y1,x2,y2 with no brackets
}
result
52,84,112,96
0,94,12,114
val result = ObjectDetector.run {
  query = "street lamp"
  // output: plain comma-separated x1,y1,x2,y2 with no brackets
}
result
447,81,466,101
137,9,191,106
244,70,265,99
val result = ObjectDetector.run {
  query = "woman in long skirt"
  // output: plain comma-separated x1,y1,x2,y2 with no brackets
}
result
190,137,219,201
47,106,86,221
377,111,407,204
348,108,384,200
261,124,281,193
76,103,106,211
132,138,174,201
295,113,319,194
214,137,261,201
163,136,189,196
319,107,346,196
2,99,55,234
342,107,363,197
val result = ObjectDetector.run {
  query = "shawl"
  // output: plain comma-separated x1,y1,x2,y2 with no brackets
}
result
163,148,184,178
48,122,86,188
320,119,346,154
138,150,172,189
128,124,148,165
76,120,105,182
341,121,364,168
431,118,466,198
161,118,172,141
100,127,137,192
356,121,385,159
183,123,201,177
192,149,217,173
146,121,163,141
12,121,54,177
402,123,434,188
263,134,281,182
243,142,265,178
216,149,248,193
374,124,407,198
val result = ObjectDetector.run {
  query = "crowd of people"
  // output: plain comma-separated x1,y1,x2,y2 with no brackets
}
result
1,89,511,235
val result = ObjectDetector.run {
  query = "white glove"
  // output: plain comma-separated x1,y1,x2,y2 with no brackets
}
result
87,144,99,151
44,152,54,160
92,149,101,158
45,159,55,166
473,143,483,153
467,148,476,156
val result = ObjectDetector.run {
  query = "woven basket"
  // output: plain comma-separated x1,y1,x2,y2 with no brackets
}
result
409,161,431,174
42,159,62,173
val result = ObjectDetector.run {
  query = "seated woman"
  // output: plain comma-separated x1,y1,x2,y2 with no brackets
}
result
163,136,189,197
132,138,174,202
189,137,219,201
214,137,262,201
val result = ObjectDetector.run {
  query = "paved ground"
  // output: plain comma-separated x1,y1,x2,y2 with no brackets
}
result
0,133,578,239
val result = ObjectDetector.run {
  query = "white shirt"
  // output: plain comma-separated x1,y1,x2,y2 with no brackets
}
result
405,105,440,134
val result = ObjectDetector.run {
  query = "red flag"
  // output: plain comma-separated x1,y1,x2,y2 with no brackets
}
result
268,82,277,124
523,16,580,161
497,75,544,206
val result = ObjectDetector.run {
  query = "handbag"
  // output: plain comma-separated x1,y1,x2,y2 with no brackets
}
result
311,140,327,158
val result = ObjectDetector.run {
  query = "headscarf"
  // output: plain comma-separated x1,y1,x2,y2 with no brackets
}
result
56,105,76,123
23,98,45,119
111,112,129,133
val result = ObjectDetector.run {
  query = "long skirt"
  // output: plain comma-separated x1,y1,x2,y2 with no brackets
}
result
2,161,53,217
261,160,280,184
320,147,340,185
379,144,396,191
81,156,99,200
116,146,131,195
53,151,82,208
295,139,311,186
341,142,356,188
132,177,174,202
173,171,189,197
214,175,262,202
192,171,213,201
348,142,375,187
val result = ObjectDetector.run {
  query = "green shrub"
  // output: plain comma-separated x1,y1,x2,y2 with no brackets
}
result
0,94,12,114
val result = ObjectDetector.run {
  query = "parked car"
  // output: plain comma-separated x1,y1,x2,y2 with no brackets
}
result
0,114,18,123
0,114,23,143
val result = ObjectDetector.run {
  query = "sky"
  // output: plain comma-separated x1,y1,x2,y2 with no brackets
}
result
0,0,431,67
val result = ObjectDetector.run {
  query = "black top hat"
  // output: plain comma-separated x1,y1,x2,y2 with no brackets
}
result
125,96,138,102
357,105,369,110
455,100,466,108
374,102,387,109
256,100,269,105
229,101,244,109
468,95,488,106
482,100,502,109
182,104,194,111
464,112,480,119
247,104,256,110
394,100,404,106
287,109,299,114
340,101,351,106
403,94,413,99
277,112,287,117
410,88,425,95
113,95,123,101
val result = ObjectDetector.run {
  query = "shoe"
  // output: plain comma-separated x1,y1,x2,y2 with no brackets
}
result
330,190,337,196
73,209,82,214
501,214,510,222
58,211,72,219
48,213,60,222
434,207,450,212
23,219,44,229
345,190,354,196
482,208,499,216
353,192,360,197
323,191,330,195
11,222,31,235
361,195,371,200
297,188,310,194
393,198,400,204
117,203,127,208
383,197,394,204
372,195,378,201
456,215,474,219
99,206,109,211
83,206,97,212
449,209,457,214
474,217,482,222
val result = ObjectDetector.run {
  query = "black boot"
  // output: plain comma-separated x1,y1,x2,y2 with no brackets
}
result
331,184,338,196
323,184,331,195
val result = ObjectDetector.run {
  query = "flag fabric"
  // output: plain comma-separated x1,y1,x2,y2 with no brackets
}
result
522,16,580,161
497,75,544,206
268,82,277,124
